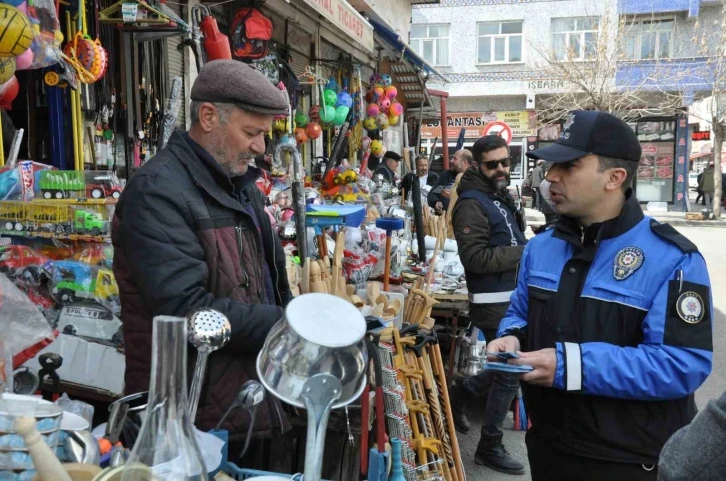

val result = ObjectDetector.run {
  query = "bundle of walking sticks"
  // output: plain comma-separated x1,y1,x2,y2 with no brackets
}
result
373,325,466,481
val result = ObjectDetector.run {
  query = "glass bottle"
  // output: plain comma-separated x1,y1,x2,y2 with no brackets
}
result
121,316,208,481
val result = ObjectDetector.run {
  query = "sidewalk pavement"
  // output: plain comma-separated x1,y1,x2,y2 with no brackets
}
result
525,208,726,228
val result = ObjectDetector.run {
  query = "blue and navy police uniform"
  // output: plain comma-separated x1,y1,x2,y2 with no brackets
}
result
498,191,713,469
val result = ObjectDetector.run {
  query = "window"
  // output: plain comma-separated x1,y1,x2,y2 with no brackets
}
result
552,17,599,61
410,24,450,66
477,21,523,64
622,18,674,60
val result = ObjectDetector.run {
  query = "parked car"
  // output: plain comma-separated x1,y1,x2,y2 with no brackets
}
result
689,172,699,190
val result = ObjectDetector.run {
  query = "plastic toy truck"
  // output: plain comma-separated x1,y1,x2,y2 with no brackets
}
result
0,245,50,274
38,170,123,200
85,172,123,199
0,202,109,236
48,260,120,310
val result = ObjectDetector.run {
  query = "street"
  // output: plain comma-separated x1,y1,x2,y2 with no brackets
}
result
458,225,726,481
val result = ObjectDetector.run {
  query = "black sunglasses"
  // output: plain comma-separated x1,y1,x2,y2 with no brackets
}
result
481,157,512,170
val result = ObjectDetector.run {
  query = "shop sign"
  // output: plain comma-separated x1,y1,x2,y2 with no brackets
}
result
421,111,537,140
692,131,711,141
302,0,374,53
482,121,513,144
527,80,566,89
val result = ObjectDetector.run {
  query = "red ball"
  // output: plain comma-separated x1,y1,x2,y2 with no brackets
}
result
306,122,322,140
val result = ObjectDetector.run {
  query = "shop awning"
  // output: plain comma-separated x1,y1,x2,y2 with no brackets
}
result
369,18,448,109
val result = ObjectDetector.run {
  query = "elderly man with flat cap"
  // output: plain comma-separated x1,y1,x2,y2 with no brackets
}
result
372,150,402,184
112,61,293,448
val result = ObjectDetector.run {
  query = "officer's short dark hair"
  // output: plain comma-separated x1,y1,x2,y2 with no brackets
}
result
598,156,637,191
472,135,510,164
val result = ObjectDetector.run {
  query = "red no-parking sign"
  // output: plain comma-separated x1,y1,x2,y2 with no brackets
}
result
482,121,513,144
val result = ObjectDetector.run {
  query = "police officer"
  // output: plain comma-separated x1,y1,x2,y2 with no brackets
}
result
487,110,713,481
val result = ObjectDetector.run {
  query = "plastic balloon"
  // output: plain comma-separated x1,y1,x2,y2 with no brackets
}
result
306,122,322,140
388,115,400,126
14,48,31,70
320,105,336,123
334,106,349,126
0,76,19,110
2,0,24,7
363,117,378,131
375,113,389,130
294,111,309,128
381,74,392,87
309,106,321,122
323,89,337,106
366,103,380,117
370,140,384,156
336,91,352,108
294,127,308,144
369,74,382,86
373,86,385,99
385,86,397,100
389,102,404,117
377,98,391,113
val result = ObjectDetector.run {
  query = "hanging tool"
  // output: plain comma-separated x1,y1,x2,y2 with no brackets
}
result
375,217,404,292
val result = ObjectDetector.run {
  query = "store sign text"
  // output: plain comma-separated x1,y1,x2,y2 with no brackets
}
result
421,111,538,139
528,80,566,89
303,0,374,52
692,131,711,141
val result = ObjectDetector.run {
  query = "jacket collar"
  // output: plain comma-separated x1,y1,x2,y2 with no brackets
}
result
553,189,643,249
165,130,261,214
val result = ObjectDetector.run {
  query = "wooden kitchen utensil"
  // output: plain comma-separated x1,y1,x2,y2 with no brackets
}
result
15,416,73,481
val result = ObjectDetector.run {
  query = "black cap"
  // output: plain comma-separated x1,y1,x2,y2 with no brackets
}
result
527,110,641,163
383,151,402,161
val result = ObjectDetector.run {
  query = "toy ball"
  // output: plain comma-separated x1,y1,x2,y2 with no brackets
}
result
388,115,400,126
320,105,336,124
323,89,338,106
373,86,385,99
14,47,30,69
0,5,32,57
294,127,308,144
380,74,392,87
336,91,352,108
295,111,309,128
280,134,296,148
363,116,378,131
3,0,24,6
272,118,287,132
364,90,373,103
0,75,19,110
375,113,389,130
0,57,15,85
377,97,391,113
389,102,404,117
366,103,380,117
306,122,322,140
334,106,349,126
370,140,384,156
309,105,321,122
369,74,382,86
385,86,398,100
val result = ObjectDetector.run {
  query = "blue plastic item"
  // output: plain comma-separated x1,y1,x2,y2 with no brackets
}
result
307,204,366,228
223,463,332,480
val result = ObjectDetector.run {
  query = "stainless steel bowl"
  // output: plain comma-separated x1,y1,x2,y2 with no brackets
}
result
278,221,297,241
256,293,368,409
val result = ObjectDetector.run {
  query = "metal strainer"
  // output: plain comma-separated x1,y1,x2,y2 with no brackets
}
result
187,308,231,421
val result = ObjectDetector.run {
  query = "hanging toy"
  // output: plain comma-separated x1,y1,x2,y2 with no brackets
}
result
294,127,308,144
388,115,400,126
377,97,391,114
320,105,336,124
306,122,322,140
373,86,385,100
334,106,349,126
363,117,378,131
366,103,380,117
272,117,288,133
375,113,389,130
385,86,397,100
370,140,384,156
323,89,337,106
14,47,31,70
380,74,393,87
295,111,309,128
0,5,32,57
389,102,404,117
327,76,338,91
0,76,19,110
309,106,321,123
336,91,352,109
200,13,232,61
280,134,296,148
369,74,382,86
0,57,15,85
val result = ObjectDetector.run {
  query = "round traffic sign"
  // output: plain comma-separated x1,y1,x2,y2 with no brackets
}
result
482,121,513,144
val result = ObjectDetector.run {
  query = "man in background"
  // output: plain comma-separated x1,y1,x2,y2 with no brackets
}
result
401,155,438,201
428,149,473,214
531,159,545,210
372,150,402,184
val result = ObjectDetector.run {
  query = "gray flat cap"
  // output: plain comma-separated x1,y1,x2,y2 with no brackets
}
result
191,60,289,116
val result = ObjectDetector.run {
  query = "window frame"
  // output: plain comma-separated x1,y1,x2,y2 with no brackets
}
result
476,20,524,65
410,24,451,67
621,16,676,61
551,16,600,62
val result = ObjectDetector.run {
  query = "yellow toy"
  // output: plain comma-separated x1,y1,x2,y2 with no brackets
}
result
0,5,32,57
370,140,384,156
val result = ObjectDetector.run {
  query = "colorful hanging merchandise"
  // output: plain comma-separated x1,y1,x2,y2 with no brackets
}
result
231,7,272,60
363,73,405,134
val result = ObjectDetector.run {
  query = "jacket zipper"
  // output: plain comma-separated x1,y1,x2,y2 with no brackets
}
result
271,235,282,305
235,226,250,288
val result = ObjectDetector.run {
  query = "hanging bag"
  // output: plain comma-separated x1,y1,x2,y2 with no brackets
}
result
231,7,272,60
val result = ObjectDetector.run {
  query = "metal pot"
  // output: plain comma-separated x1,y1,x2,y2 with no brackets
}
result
278,221,297,241
256,293,368,409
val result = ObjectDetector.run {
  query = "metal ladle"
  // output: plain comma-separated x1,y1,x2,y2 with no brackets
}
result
187,308,231,422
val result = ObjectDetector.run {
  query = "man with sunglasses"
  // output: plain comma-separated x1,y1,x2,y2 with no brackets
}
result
449,135,527,475
488,110,713,480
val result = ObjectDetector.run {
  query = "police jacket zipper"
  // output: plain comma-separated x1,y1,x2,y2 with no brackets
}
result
235,225,250,288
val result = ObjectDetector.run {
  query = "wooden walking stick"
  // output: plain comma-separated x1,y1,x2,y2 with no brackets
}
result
432,340,466,481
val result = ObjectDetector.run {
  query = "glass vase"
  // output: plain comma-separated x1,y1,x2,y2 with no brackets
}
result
121,316,208,481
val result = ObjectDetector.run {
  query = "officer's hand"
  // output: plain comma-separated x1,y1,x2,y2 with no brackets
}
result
514,348,556,387
485,335,520,357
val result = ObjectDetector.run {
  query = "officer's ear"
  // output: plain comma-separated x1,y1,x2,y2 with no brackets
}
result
604,167,628,193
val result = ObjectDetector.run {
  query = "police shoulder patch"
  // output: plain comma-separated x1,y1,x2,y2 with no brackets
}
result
664,279,713,352
650,219,698,253
613,246,644,280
